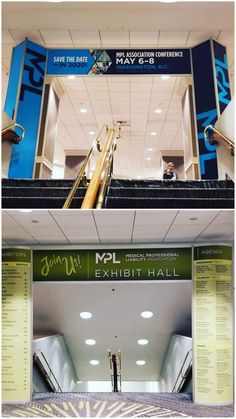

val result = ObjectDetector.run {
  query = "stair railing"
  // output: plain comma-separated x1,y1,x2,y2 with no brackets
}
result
81,123,121,209
2,122,25,144
33,349,63,392
96,124,121,209
63,123,106,209
204,125,234,156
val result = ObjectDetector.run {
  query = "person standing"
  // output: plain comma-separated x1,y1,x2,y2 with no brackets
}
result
163,162,178,180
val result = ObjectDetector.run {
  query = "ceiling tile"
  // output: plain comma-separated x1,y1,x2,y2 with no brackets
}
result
217,30,234,45
164,224,206,242
173,210,220,225
10,30,44,44
2,30,15,43
130,31,158,47
70,30,101,46
186,31,220,46
158,31,189,46
100,31,129,46
41,30,72,44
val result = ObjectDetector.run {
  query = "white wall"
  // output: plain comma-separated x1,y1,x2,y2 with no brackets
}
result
73,380,160,392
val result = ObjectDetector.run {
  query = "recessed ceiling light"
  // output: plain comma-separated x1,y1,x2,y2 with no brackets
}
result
67,75,76,80
80,312,92,319
138,339,149,345
85,339,96,345
19,209,32,213
147,148,153,151
89,131,95,135
136,360,146,366
161,75,170,80
146,157,151,160
150,132,157,136
155,109,162,114
90,360,99,365
137,176,141,179
80,108,87,113
141,311,153,319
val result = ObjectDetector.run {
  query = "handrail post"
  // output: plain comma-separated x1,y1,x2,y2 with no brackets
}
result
81,128,114,209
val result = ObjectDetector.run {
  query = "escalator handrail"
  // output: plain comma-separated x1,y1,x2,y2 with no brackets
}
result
2,122,25,142
204,124,234,152
33,349,63,392
96,124,121,209
172,349,192,393
62,123,106,209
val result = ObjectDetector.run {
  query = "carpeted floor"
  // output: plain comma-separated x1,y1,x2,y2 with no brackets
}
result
2,392,234,417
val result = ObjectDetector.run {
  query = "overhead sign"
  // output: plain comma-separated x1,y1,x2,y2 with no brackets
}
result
193,245,233,405
33,247,192,282
46,48,191,75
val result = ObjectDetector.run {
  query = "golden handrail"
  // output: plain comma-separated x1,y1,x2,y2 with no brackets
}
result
96,124,121,209
204,124,234,156
2,122,25,142
62,123,106,209
81,127,114,209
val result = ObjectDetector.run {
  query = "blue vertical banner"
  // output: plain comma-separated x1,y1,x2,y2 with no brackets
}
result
8,40,47,178
213,40,231,115
191,39,218,179
4,40,26,120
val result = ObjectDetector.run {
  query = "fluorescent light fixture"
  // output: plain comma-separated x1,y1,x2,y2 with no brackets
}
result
150,132,157,136
146,157,151,161
80,108,87,113
136,360,146,366
137,176,141,179
19,209,32,213
89,131,95,135
90,360,99,365
138,339,149,345
80,312,92,319
155,108,162,114
148,148,153,151
67,75,76,80
85,339,96,345
141,311,153,318
161,75,170,80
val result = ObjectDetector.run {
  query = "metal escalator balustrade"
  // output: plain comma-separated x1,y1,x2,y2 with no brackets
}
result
63,123,121,209
33,349,62,392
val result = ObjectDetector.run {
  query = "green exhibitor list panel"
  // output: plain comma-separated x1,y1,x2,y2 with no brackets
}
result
2,248,32,403
193,245,233,405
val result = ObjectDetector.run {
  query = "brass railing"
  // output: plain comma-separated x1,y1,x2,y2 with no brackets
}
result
96,124,121,209
63,123,121,209
2,122,25,144
63,123,106,209
204,124,234,156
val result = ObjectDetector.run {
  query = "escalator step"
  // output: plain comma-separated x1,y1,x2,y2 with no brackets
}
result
105,197,234,209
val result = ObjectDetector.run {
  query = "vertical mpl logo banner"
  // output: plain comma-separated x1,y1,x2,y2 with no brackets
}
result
191,40,218,180
213,40,231,115
8,40,47,178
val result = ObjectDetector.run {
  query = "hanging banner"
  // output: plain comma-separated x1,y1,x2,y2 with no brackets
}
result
2,248,32,403
191,39,218,180
33,247,192,282
193,245,233,405
46,48,191,75
213,40,231,115
8,40,47,178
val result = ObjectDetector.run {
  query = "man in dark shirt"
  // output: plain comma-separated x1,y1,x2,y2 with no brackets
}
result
163,162,178,180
